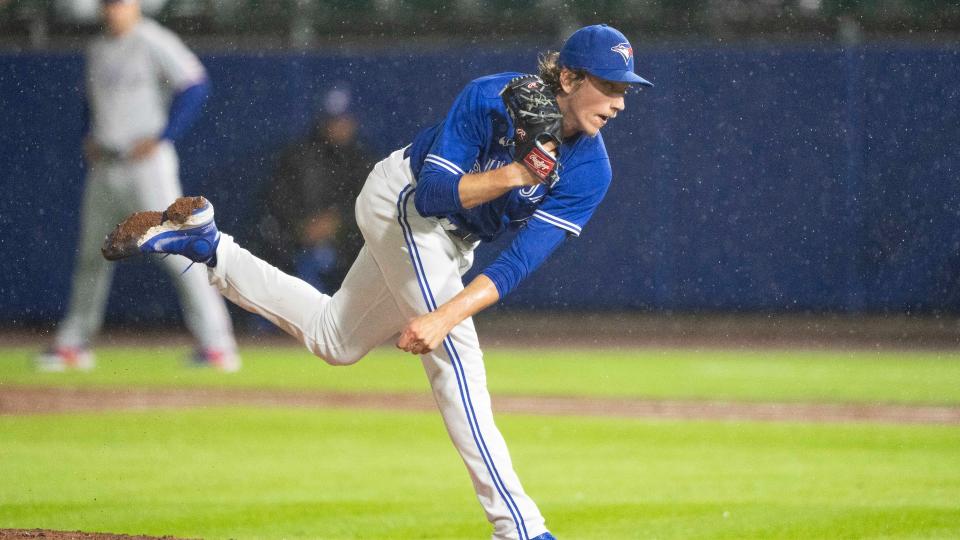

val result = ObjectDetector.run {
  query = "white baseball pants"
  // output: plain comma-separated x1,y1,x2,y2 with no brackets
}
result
56,142,235,352
208,148,548,540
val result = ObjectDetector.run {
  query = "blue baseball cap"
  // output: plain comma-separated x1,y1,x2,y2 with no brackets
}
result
559,24,653,87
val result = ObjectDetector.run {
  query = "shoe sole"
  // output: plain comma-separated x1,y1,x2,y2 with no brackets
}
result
101,197,211,261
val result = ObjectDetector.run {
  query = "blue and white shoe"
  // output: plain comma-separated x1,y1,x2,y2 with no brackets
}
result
102,196,220,266
531,533,557,540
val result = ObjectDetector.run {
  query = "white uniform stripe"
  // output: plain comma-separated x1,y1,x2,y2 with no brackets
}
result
425,154,466,175
533,210,582,236
423,157,464,176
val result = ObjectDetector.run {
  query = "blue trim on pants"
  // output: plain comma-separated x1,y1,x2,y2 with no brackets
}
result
396,185,529,540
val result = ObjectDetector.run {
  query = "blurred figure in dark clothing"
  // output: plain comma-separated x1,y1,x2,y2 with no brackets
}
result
256,89,373,294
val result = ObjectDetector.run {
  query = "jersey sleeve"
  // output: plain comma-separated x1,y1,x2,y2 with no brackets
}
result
147,24,207,91
160,79,210,141
413,83,489,217
481,157,613,297
481,218,567,298
531,157,612,237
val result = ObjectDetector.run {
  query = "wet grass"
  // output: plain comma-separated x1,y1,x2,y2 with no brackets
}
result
2,345,960,405
1,408,958,539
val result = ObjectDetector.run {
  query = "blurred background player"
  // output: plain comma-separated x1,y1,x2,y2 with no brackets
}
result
36,0,239,372
102,23,651,540
254,87,371,295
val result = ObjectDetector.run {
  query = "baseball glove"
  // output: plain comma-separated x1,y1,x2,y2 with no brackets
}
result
500,75,563,187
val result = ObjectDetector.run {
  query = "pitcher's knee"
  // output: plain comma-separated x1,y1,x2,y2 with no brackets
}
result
310,345,364,366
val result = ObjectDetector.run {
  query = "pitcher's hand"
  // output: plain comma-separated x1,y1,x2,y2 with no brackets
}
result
397,310,455,355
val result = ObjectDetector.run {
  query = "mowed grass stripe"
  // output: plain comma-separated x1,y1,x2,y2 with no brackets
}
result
3,346,960,405
1,408,958,539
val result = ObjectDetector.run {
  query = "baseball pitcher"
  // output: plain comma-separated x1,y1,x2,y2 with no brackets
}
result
102,24,652,539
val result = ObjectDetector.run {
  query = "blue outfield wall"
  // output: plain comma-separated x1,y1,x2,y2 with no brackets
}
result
1,44,959,323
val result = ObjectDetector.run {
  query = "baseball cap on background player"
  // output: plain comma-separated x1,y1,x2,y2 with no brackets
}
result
559,24,653,87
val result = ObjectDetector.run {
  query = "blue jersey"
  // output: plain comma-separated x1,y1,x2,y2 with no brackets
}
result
407,72,613,297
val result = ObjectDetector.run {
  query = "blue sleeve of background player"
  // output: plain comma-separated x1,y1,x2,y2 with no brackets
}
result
160,79,210,142
481,157,613,297
414,83,488,217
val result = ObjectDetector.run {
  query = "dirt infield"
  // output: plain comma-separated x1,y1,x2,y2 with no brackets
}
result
2,386,958,424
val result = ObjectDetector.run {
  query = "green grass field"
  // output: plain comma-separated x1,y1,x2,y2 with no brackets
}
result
3,345,960,404
2,345,960,539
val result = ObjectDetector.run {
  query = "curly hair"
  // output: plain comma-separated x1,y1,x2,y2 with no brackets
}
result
537,51,587,94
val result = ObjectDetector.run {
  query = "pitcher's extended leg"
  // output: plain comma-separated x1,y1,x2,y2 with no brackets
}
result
208,233,403,365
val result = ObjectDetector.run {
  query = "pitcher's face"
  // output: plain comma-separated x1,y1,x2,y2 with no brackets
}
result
559,72,629,137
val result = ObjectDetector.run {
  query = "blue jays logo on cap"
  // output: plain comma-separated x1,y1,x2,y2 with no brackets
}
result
559,24,653,87
610,43,633,65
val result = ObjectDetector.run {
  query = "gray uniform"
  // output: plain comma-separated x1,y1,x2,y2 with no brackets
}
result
54,18,236,354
